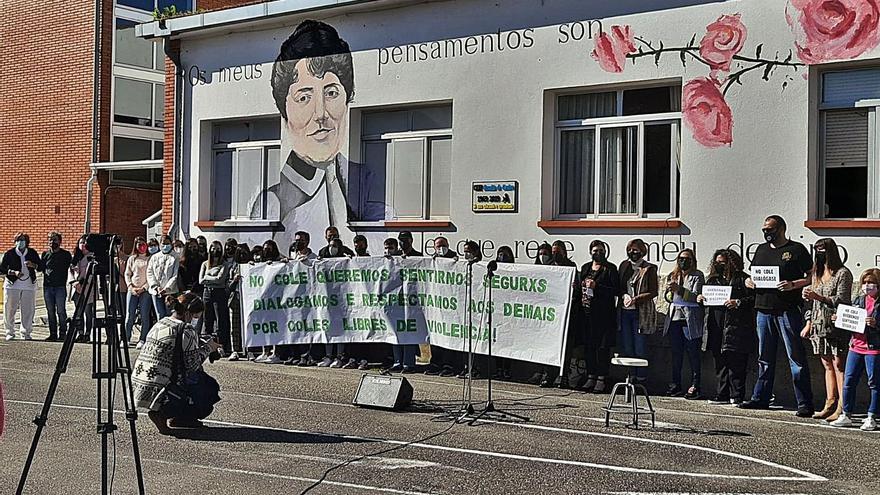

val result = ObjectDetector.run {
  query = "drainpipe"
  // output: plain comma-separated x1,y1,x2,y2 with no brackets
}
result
165,39,184,240
84,0,103,235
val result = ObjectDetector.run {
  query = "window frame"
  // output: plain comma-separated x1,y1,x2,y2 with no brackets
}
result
210,137,281,222
817,69,880,219
109,168,163,189
553,106,680,220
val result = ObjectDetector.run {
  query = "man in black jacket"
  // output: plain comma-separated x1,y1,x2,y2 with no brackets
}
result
398,231,423,257
1,232,44,340
41,231,73,341
318,226,354,258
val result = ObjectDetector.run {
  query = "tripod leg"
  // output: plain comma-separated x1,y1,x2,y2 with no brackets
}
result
116,330,146,495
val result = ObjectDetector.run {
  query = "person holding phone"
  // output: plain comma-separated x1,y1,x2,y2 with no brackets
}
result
1,232,43,341
579,240,619,393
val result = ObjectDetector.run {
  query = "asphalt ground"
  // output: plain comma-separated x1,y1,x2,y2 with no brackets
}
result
1,331,879,495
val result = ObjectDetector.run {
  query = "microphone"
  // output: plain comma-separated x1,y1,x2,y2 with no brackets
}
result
487,260,498,276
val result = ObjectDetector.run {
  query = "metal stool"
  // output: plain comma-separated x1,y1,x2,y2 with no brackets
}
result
602,357,655,429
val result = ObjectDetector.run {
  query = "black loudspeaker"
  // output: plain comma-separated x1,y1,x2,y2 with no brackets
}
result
353,374,413,410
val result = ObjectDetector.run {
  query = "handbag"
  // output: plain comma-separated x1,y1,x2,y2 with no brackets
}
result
159,323,221,420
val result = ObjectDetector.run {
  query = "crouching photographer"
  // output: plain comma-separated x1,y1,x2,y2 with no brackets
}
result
132,292,221,435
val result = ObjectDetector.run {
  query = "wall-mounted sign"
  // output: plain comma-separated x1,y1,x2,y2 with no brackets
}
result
472,181,518,213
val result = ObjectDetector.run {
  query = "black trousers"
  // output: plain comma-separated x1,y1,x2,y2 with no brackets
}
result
713,349,749,401
584,346,611,377
203,288,231,352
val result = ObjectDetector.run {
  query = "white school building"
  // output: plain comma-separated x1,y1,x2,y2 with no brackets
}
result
138,0,880,273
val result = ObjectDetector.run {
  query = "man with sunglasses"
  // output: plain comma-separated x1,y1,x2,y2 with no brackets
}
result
740,215,815,417
1,233,44,341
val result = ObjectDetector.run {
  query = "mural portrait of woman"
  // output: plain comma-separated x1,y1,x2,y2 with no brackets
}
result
253,19,378,248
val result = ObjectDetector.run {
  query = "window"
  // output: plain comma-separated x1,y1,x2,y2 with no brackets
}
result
555,85,681,218
113,136,162,161
357,106,453,221
211,119,281,221
110,168,162,188
818,69,880,219
114,77,164,128
117,0,193,12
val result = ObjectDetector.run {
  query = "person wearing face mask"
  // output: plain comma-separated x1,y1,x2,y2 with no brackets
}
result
801,238,852,422
196,236,209,259
490,246,517,380
254,240,291,365
617,239,659,385
537,241,581,388
317,237,352,367
125,237,153,348
453,240,485,379
250,245,264,263
663,249,705,399
318,226,355,258
200,241,233,358
2,232,43,341
279,234,319,366
578,240,620,393
352,235,370,257
700,250,755,406
286,231,318,265
227,244,252,361
829,269,880,430
223,238,238,264
147,235,180,322
133,292,221,434
40,232,72,342
398,231,423,257
177,239,205,294
526,244,556,384
432,236,457,260
423,236,460,377
70,234,97,343
740,215,815,417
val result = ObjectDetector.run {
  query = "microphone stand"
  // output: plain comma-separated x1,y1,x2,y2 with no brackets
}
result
466,261,528,424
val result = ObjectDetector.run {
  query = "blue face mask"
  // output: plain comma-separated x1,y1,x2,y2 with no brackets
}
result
148,246,159,255
162,244,173,254
16,240,27,251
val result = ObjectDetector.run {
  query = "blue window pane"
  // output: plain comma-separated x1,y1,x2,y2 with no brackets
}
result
118,0,155,11
158,0,193,10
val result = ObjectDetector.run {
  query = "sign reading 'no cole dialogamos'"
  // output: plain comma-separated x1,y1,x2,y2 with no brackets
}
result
240,256,574,366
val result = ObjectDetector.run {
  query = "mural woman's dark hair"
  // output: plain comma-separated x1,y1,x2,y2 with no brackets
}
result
272,19,355,120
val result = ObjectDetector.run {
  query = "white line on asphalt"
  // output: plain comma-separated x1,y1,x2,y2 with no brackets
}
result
605,493,812,495
6,399,826,482
135,457,439,495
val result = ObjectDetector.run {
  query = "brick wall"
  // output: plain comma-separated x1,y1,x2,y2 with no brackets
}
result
0,0,105,249
102,187,162,248
198,0,266,12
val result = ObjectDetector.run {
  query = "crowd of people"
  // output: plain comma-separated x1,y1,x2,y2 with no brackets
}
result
2,214,878,433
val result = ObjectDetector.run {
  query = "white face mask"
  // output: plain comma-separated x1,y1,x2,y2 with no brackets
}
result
329,247,339,256
16,240,27,251
539,254,552,265
465,252,476,262
437,246,449,256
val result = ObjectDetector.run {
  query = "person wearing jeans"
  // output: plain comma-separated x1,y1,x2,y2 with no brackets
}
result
125,237,152,347
617,239,659,383
664,248,705,399
740,215,814,417
41,231,72,342
199,241,232,357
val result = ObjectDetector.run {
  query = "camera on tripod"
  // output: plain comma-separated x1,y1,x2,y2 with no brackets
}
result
84,233,120,275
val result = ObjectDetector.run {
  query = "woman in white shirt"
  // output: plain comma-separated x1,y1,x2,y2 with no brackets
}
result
125,237,153,348
147,235,179,320
199,241,232,357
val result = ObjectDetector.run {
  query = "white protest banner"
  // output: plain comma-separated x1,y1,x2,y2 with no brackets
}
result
834,304,867,334
751,266,780,289
702,285,733,306
239,257,575,366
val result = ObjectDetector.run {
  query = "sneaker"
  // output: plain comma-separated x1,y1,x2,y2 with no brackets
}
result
830,413,853,427
135,341,144,350
342,358,358,369
357,359,369,370
387,364,403,373
527,371,544,385
401,366,417,374
44,335,58,342
329,358,343,369
439,366,456,377
297,354,317,367
254,352,270,363
147,410,171,435
5,334,17,341
708,396,730,405
283,357,300,366
684,387,702,400
227,352,240,362
23,335,33,341
579,377,597,392
593,377,607,394
665,384,683,397
316,357,333,368
795,406,815,418
860,416,877,431
737,400,769,410
730,398,744,406
264,354,283,364
424,364,442,376
168,417,205,429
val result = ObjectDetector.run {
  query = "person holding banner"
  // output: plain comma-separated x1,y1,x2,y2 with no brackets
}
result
741,215,815,417
353,235,370,257
226,244,252,361
801,238,852,422
579,240,619,393
539,241,581,389
663,249,705,399
398,231,423,257
317,235,352,368
617,239,659,385
457,240,486,379
425,236,460,377
700,249,755,405
319,226,355,258
255,240,287,365
830,269,880,430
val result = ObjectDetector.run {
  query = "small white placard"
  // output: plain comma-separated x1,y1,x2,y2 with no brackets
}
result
702,285,733,306
835,304,867,334
751,266,780,289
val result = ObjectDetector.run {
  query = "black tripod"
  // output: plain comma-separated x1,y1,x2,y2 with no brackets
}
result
465,261,528,424
17,235,146,495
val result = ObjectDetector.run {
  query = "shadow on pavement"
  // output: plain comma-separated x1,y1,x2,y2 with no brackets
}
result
170,426,374,444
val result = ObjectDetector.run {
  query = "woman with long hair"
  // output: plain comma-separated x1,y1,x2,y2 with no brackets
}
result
254,240,286,364
70,234,96,343
538,241,581,388
701,249,755,405
663,248,705,399
802,237,853,422
178,238,204,294
133,292,221,434
124,237,153,347
199,241,232,357
226,243,251,361
617,239,659,385
579,240,619,393
491,246,517,380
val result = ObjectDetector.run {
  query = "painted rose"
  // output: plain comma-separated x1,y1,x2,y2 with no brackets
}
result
787,0,880,64
700,14,747,74
682,77,733,148
591,25,636,73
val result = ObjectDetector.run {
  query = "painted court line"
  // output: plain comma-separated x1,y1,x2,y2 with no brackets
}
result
136,457,438,495
7,399,826,482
